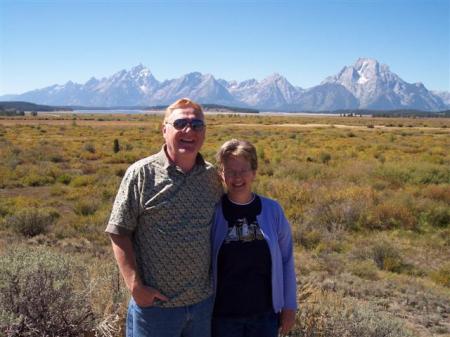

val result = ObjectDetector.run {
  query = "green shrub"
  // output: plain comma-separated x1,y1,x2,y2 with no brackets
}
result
115,167,126,177
83,142,96,153
429,264,450,287
293,290,415,337
4,208,57,237
371,241,404,272
297,229,322,250
73,200,99,216
0,246,95,336
375,164,411,187
0,198,12,218
57,173,72,185
81,164,98,175
49,153,65,163
70,175,96,187
350,260,380,280
374,153,385,164
426,204,450,228
102,189,114,201
422,185,450,203
21,172,54,187
368,203,417,230
411,165,450,184
319,152,331,164
304,194,369,232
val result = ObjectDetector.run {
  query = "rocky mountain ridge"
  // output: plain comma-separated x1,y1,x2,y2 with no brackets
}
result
1,59,448,111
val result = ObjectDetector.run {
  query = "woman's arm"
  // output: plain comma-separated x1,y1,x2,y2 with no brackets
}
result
276,204,297,333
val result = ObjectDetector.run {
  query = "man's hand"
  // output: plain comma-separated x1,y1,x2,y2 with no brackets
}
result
109,234,169,308
132,284,169,308
279,308,296,335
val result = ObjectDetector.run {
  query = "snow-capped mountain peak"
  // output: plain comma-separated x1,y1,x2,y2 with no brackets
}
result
263,73,284,82
129,64,154,81
1,60,447,111
323,58,445,110
354,57,379,70
130,63,146,72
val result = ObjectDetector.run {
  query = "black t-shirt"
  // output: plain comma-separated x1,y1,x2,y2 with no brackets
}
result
213,194,273,318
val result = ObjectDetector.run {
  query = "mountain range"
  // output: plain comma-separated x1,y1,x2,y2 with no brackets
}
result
1,58,449,111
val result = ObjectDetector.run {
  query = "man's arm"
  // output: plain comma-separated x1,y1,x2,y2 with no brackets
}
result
110,233,168,307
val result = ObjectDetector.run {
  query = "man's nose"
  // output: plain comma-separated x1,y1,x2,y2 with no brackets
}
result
181,125,194,133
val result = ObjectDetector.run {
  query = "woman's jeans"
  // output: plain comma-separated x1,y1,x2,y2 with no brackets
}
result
126,296,214,337
212,311,279,337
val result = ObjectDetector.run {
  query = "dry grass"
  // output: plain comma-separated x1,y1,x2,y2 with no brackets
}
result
0,113,449,336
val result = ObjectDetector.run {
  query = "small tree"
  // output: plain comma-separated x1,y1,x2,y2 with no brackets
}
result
320,152,331,165
113,138,120,153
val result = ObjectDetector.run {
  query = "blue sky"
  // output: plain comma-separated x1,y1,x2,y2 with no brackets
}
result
1,0,449,95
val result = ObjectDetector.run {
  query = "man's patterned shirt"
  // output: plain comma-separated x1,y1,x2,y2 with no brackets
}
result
106,147,222,307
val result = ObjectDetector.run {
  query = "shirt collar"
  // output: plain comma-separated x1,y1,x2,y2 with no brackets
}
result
154,144,206,172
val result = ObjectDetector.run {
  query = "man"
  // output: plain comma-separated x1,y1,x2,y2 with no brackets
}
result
106,98,222,337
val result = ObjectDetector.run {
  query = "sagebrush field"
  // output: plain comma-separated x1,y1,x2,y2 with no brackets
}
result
0,113,449,337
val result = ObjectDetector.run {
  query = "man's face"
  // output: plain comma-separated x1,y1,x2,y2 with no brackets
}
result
163,107,206,161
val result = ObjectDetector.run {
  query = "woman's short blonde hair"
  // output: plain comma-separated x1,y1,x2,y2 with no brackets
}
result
164,98,204,122
216,139,258,171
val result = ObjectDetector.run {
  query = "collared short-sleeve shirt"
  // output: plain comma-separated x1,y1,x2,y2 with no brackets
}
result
106,146,223,307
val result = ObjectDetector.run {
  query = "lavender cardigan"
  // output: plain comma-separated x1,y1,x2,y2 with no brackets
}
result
211,195,297,313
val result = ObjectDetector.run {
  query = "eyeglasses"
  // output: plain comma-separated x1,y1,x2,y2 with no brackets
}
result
222,169,254,178
165,118,205,132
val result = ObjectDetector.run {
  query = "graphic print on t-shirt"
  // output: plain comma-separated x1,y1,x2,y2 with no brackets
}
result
214,194,273,317
224,217,265,243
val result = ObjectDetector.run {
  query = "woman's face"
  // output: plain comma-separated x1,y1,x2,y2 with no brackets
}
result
221,155,256,201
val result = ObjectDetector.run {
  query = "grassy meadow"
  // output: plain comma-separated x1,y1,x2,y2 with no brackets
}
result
0,113,449,337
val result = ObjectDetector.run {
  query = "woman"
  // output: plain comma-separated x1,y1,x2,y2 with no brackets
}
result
211,139,297,337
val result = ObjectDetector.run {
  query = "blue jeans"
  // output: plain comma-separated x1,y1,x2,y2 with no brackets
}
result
212,311,279,337
127,296,214,337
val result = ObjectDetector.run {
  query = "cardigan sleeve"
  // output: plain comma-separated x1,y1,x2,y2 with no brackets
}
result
276,202,298,310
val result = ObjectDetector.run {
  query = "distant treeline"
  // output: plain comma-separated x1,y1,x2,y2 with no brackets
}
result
332,109,450,118
0,109,25,116
71,103,260,114
1,101,448,117
202,104,259,114
67,105,149,110
125,103,259,114
0,101,72,116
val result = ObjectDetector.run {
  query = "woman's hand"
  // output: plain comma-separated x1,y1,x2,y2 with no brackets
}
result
279,308,296,335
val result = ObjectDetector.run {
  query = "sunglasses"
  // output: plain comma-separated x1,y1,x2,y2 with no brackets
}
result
166,118,205,132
